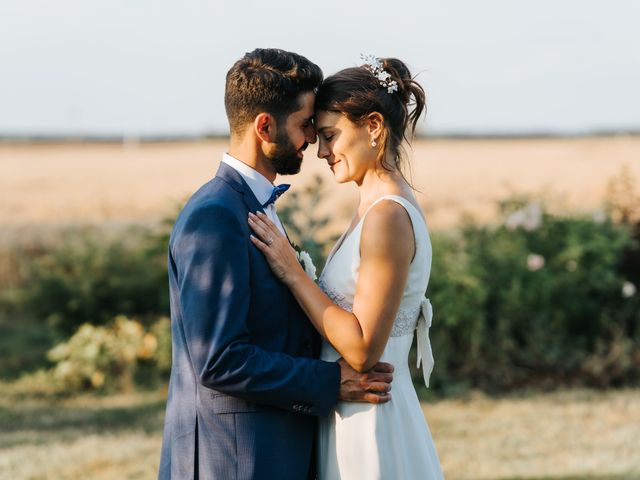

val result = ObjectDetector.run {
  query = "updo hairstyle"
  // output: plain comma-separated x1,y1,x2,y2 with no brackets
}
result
315,58,426,172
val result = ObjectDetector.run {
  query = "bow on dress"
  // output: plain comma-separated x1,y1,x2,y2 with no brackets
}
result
416,297,435,388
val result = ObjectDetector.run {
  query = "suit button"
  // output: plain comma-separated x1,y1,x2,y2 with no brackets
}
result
303,339,312,349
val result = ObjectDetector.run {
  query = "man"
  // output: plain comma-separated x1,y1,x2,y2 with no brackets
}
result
158,48,393,479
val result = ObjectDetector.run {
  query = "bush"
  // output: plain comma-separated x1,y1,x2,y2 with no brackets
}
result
150,316,172,376
20,225,170,336
423,198,640,392
47,315,170,392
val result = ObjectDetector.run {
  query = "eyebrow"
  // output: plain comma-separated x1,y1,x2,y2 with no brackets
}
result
316,126,330,132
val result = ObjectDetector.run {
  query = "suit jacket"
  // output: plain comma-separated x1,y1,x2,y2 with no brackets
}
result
158,162,341,479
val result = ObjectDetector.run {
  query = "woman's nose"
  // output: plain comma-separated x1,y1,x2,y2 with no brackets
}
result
317,143,330,159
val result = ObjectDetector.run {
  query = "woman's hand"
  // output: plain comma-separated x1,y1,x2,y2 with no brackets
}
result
248,212,304,286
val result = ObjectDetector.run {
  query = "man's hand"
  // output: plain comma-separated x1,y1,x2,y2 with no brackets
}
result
338,358,394,404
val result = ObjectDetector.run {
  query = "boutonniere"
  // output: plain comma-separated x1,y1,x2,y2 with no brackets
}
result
290,241,317,281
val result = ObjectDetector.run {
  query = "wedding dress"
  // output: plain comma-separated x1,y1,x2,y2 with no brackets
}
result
317,195,444,479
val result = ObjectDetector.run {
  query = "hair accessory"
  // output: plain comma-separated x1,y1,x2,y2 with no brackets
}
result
360,54,398,94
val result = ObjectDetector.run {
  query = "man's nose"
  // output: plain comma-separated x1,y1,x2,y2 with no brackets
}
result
306,124,318,144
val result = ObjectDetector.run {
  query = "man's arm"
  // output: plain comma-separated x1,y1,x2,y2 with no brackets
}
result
174,203,343,415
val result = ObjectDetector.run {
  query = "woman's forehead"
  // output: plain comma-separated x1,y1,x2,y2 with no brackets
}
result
314,110,342,127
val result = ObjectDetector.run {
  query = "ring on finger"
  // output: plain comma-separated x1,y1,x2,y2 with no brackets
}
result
266,236,274,246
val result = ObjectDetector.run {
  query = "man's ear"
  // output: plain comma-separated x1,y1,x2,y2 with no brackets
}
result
365,112,385,141
254,113,276,143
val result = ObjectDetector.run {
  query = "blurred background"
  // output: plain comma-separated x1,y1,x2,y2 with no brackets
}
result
1,1,639,479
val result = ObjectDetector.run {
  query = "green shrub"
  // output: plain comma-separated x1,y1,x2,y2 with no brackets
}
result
47,315,168,392
20,226,170,336
150,316,172,376
423,199,640,392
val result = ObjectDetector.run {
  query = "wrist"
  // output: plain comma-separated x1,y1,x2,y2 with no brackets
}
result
285,266,306,287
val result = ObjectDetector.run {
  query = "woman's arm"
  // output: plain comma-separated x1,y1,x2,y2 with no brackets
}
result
249,201,414,372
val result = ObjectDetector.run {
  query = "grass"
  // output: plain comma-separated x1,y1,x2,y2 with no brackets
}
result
427,389,640,479
1,386,639,480
0,389,165,479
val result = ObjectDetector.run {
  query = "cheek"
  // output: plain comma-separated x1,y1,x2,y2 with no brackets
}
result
294,129,308,147
340,140,369,173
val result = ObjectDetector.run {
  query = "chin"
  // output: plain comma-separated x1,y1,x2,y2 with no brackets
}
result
331,170,351,184
334,174,350,184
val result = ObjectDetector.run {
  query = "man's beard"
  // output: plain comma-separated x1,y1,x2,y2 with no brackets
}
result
267,129,307,175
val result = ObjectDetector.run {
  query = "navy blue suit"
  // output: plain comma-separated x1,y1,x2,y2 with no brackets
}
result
158,162,341,479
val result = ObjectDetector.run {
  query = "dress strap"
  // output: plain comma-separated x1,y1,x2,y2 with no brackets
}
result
362,195,426,230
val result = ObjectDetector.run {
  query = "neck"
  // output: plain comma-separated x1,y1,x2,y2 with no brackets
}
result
228,133,277,183
356,166,405,210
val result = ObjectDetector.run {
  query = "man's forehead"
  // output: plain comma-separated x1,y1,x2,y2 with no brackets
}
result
298,91,315,110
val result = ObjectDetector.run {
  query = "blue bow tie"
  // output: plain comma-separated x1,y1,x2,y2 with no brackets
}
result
262,184,290,208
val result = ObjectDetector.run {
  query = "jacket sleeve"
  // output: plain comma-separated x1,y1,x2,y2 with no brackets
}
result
172,202,340,416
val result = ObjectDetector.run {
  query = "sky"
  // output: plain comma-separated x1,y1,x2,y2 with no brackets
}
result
1,0,639,137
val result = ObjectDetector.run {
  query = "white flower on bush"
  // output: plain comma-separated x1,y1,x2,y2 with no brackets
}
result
592,210,607,224
527,253,545,271
622,281,636,298
296,249,317,281
505,202,543,231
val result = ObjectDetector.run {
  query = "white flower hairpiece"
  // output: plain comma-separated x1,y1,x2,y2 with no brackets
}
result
360,54,398,94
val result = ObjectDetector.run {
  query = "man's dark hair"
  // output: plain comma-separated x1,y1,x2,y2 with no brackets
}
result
224,48,323,135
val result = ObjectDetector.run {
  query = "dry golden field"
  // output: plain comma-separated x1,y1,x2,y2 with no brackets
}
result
1,136,639,237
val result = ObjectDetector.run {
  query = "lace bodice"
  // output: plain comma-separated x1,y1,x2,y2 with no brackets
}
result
319,278,422,337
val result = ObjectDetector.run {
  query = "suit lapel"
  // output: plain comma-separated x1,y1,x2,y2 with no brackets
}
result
216,162,294,243
216,162,316,347
216,162,302,313
216,162,265,215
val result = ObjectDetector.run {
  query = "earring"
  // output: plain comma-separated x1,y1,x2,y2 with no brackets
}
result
371,140,377,147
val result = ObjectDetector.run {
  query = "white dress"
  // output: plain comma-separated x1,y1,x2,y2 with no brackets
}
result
317,195,445,480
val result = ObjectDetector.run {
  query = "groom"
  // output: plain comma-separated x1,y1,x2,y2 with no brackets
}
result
158,48,394,479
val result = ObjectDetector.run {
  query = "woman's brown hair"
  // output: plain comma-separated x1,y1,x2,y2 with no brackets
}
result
315,58,426,175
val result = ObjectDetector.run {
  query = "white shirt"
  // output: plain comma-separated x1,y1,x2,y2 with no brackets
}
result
221,153,287,235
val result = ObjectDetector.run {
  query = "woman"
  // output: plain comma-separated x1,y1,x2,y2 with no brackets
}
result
248,56,444,479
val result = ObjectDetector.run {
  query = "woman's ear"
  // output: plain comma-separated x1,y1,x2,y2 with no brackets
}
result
366,112,385,141
254,113,276,143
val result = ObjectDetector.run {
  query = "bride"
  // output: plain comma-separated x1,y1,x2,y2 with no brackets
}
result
248,55,444,479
